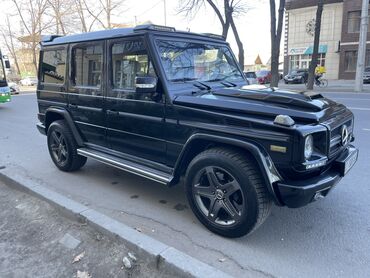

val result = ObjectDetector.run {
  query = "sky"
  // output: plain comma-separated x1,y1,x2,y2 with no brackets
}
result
125,0,272,65
0,0,272,65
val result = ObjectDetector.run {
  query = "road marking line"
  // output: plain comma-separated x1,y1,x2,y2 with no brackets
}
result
363,128,370,131
348,107,370,111
333,97,370,101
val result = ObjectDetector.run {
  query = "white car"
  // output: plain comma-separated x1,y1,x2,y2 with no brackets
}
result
8,82,20,94
20,77,38,86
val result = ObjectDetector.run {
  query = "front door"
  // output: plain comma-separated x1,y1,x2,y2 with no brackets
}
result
68,42,106,146
105,38,166,164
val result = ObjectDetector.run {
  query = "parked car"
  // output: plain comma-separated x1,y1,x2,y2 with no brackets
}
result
243,71,258,85
363,67,370,84
284,69,309,84
36,24,358,238
20,76,38,86
256,70,272,84
8,82,20,94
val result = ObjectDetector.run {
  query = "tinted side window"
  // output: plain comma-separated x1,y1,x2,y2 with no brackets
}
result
41,49,66,84
111,41,156,91
72,44,102,87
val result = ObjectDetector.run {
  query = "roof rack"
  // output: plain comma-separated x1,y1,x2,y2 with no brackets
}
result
202,33,225,40
41,35,63,43
134,24,176,33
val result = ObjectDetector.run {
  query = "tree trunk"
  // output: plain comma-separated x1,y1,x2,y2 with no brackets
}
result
270,0,285,88
230,16,244,69
307,0,324,90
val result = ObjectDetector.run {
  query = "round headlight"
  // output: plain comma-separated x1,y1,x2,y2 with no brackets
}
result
304,135,313,160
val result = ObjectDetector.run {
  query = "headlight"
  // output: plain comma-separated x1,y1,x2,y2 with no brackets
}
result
304,135,313,160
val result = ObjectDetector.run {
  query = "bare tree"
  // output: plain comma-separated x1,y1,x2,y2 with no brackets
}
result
307,0,324,90
269,0,285,87
11,0,53,72
178,0,248,68
1,16,21,75
46,0,78,35
81,0,126,30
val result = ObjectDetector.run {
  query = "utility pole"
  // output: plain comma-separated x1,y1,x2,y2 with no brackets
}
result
163,0,167,26
355,0,369,92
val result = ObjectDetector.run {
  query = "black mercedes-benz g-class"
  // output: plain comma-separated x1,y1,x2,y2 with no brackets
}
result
36,25,358,237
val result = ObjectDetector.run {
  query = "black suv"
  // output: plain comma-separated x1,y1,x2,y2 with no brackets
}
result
36,25,358,237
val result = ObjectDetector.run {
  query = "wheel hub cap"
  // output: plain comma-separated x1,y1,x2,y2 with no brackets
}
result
215,189,224,200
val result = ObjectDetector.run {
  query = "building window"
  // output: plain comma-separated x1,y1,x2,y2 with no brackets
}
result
71,44,102,87
344,51,357,72
41,49,66,84
347,11,370,33
289,53,326,70
348,11,361,33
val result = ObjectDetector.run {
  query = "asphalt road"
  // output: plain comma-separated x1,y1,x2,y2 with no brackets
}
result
1,91,370,277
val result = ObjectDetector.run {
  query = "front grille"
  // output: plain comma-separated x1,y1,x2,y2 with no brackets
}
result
328,118,353,158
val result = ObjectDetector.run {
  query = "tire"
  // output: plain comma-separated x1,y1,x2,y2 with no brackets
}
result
47,120,87,172
319,79,328,88
185,147,272,238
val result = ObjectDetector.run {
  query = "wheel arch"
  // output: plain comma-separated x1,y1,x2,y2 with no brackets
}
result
171,133,283,205
45,107,84,147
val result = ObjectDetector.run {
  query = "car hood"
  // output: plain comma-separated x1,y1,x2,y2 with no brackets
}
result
173,85,347,124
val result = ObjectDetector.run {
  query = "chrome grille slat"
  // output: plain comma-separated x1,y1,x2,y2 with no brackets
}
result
327,118,353,158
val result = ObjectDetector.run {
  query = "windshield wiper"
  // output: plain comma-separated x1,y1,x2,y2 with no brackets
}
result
169,77,198,82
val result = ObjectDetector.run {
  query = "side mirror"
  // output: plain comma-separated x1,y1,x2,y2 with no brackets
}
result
4,60,10,69
135,76,157,93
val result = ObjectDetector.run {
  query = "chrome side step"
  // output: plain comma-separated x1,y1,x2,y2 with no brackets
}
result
77,148,173,185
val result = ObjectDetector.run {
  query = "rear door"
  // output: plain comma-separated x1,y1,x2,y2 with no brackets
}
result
38,46,68,114
105,37,166,164
68,42,106,146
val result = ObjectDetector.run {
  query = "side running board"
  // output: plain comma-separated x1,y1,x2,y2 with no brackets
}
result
77,148,173,185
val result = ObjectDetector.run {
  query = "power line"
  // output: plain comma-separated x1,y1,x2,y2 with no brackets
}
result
136,0,163,18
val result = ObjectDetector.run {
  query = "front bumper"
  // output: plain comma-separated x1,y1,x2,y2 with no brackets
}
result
276,145,358,208
37,123,46,135
0,94,11,103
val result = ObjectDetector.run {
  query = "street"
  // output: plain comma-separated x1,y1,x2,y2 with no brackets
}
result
1,90,370,277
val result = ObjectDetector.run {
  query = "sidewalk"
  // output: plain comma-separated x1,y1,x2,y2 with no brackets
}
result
0,181,161,278
279,79,370,93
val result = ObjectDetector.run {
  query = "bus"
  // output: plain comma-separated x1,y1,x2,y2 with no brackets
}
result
0,50,11,103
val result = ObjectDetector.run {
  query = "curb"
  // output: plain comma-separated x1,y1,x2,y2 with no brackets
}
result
0,168,233,278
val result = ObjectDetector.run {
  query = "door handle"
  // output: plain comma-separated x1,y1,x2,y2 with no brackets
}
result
107,110,119,116
69,104,78,109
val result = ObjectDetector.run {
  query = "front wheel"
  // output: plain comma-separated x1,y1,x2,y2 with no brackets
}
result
185,147,272,238
319,79,328,88
47,120,87,172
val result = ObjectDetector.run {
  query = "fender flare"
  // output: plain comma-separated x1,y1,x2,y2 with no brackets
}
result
172,133,283,205
45,107,85,147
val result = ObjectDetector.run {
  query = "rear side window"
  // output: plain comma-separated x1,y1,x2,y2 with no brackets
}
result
41,49,66,84
71,44,103,87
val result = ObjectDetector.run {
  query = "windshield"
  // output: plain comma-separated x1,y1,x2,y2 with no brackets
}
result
0,59,6,86
256,71,268,77
245,72,256,78
156,40,244,83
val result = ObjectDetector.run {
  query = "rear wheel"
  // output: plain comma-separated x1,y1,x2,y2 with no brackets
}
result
47,120,87,172
185,147,272,238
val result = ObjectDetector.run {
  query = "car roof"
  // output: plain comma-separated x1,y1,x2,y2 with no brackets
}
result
41,24,226,47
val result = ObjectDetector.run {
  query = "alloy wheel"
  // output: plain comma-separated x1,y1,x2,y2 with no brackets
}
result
192,166,244,226
50,130,68,165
